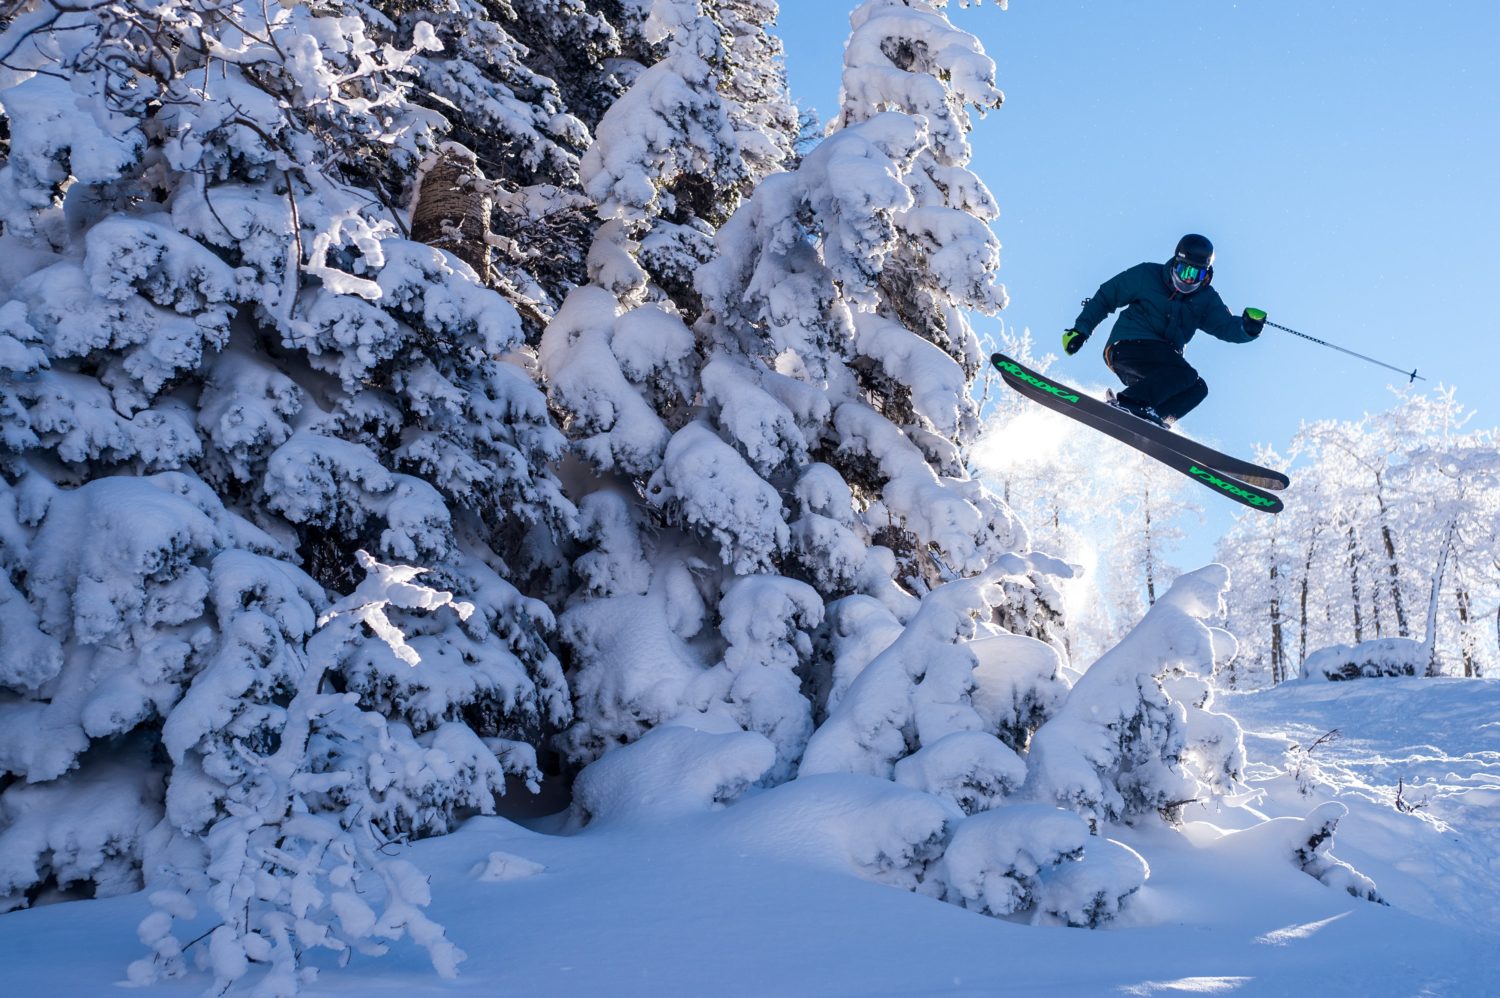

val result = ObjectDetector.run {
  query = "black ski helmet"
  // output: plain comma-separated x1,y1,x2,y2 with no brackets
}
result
1174,233,1214,268
1171,233,1214,294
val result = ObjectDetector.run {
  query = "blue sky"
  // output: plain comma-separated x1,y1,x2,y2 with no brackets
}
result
779,1,1500,554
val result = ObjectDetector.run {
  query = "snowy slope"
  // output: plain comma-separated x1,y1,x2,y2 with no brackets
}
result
3,678,1498,997
1225,677,1500,936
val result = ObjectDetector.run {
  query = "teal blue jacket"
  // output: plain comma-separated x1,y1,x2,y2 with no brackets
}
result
1073,262,1255,352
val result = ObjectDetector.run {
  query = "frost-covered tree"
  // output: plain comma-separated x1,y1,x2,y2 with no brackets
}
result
1216,388,1498,684
1026,566,1248,827
564,0,1073,785
129,554,471,994
541,0,813,773
543,0,1078,798
0,0,573,953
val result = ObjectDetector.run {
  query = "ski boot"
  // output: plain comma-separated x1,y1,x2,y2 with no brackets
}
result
1105,390,1172,429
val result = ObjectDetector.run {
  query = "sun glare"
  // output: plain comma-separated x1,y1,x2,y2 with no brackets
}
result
973,402,1088,475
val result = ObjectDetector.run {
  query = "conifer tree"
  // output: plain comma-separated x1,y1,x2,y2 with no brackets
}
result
0,0,577,950
541,0,808,769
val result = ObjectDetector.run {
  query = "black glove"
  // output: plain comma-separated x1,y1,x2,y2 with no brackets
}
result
1243,307,1267,339
1062,328,1088,355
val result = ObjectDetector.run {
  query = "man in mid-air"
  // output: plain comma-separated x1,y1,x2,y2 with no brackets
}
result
1062,233,1267,427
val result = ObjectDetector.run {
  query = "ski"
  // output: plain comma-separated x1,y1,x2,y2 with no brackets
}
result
991,352,1288,490
989,352,1286,514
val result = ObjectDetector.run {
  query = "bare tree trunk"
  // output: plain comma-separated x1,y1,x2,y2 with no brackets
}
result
1370,558,1385,638
1375,474,1410,637
1269,516,1284,684
1382,517,1409,636
1270,559,1284,683
1423,519,1457,677
1144,484,1156,607
1297,521,1322,667
1346,523,1364,643
1455,582,1476,678
411,145,493,282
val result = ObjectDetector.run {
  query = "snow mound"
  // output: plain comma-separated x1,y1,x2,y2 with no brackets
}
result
1226,676,1500,932
719,773,959,891
936,803,1146,927
1209,802,1382,904
1299,638,1426,682
471,851,546,882
568,723,776,829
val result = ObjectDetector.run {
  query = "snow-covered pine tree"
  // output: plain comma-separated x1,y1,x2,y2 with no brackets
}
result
679,0,1071,779
541,0,810,771
1026,565,1247,828
129,554,471,994
0,0,572,951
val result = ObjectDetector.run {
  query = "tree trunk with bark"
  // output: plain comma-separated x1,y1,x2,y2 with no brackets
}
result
411,145,494,282
1455,582,1477,677
1269,517,1285,684
1346,523,1364,643
1298,519,1323,667
1375,474,1410,637
1143,483,1156,607
1423,519,1457,677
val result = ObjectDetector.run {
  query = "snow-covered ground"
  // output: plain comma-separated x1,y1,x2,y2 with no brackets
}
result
4,677,1497,997
1225,677,1500,937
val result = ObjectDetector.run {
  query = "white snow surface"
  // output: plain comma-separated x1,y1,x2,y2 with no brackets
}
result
3,676,1498,996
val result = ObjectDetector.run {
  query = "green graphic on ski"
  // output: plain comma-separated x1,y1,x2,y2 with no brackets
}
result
990,352,1286,514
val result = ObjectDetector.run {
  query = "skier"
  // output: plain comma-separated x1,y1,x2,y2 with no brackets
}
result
1060,234,1267,427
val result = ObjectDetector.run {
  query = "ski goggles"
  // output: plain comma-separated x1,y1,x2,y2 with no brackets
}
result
1172,261,1208,286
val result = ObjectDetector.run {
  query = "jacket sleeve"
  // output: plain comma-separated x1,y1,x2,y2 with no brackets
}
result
1072,265,1139,335
1196,287,1255,343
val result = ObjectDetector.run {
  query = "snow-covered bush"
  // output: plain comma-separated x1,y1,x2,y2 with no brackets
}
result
894,731,1027,816
935,804,1148,927
130,553,472,995
970,631,1072,753
567,720,776,830
0,743,162,909
722,774,961,892
1300,637,1425,682
1025,566,1247,827
802,575,1004,779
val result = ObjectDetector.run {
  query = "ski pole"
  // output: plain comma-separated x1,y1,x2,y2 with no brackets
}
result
1265,320,1425,383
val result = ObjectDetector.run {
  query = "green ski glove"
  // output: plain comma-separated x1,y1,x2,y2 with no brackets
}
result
1062,328,1089,355
1243,307,1267,339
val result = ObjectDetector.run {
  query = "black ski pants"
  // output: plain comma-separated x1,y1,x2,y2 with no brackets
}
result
1106,339,1208,423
